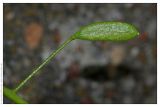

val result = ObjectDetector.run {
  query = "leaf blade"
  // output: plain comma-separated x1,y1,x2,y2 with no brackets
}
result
73,22,139,41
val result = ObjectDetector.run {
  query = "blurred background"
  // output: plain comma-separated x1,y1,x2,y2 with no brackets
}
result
3,3,157,104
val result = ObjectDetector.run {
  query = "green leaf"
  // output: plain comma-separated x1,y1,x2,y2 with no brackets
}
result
3,86,28,104
11,21,139,104
73,22,139,41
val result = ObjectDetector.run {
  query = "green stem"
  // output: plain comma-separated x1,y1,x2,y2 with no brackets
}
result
14,37,73,93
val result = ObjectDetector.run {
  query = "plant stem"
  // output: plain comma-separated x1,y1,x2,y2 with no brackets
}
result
14,37,73,93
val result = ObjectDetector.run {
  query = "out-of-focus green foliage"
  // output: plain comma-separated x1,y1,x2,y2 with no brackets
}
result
3,86,28,104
